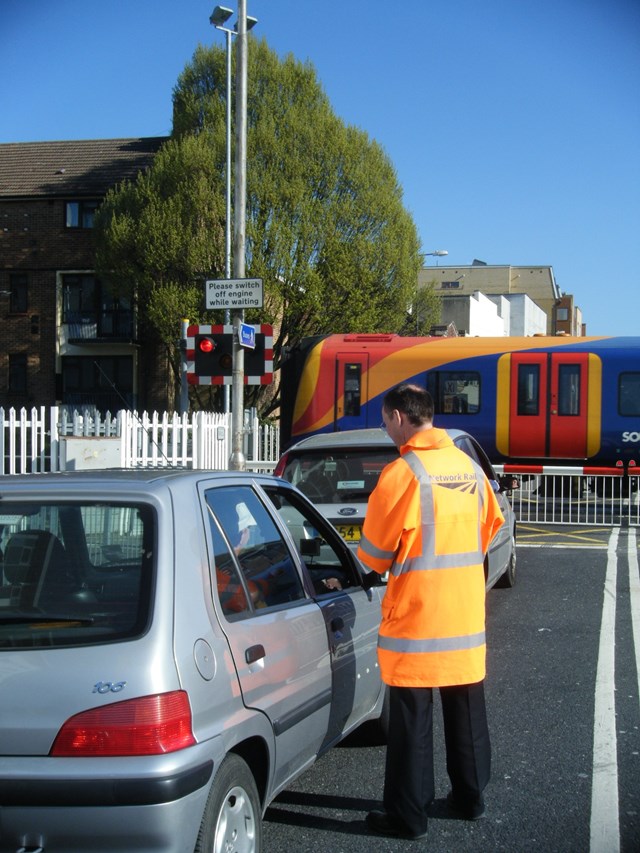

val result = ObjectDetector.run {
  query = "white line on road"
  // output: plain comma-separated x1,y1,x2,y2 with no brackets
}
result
590,527,620,853
628,528,640,708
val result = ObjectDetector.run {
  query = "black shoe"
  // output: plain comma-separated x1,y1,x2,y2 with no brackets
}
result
446,792,486,820
366,810,428,840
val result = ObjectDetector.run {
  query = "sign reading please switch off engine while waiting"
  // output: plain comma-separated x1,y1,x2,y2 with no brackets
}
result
205,278,263,309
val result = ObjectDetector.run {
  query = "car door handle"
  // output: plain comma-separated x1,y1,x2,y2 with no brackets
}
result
331,616,344,632
245,644,266,664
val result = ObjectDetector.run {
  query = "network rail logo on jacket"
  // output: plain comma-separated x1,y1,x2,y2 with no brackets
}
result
429,472,479,495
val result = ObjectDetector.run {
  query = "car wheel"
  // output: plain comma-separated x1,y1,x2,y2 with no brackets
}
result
495,536,516,588
195,753,262,853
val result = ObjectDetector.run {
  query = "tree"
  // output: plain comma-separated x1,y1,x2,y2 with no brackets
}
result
401,280,442,336
94,134,226,410
97,38,422,416
176,39,422,416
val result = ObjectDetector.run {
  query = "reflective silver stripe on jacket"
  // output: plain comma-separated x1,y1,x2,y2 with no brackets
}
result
378,630,486,654
389,450,485,577
358,532,397,567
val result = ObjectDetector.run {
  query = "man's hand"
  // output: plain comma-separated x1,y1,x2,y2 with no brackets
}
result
361,570,381,590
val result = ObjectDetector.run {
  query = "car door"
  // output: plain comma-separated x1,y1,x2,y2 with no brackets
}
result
261,483,383,749
203,482,332,792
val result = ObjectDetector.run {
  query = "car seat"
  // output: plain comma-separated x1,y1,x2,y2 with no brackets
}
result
3,529,81,610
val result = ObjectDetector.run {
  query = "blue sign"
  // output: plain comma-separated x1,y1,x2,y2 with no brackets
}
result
239,323,256,349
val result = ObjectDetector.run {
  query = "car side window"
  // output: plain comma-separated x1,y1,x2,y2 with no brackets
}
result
264,487,362,596
455,437,499,489
205,504,251,619
205,486,306,613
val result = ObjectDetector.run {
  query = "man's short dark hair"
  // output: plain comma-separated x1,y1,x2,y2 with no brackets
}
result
383,384,434,426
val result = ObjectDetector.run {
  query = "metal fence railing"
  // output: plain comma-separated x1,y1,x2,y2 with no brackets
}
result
494,465,639,527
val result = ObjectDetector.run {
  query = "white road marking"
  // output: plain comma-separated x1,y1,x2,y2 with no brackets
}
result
628,528,640,708
590,527,620,853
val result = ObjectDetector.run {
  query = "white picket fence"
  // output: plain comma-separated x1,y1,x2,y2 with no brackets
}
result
0,407,279,474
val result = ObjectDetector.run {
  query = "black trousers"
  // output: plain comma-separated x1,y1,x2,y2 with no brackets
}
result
383,682,491,835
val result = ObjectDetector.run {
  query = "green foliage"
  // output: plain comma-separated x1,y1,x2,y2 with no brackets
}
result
94,133,226,342
94,134,226,407
401,281,442,336
97,38,423,415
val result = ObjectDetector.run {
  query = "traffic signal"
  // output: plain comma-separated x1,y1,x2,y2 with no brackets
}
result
187,323,272,385
194,333,234,378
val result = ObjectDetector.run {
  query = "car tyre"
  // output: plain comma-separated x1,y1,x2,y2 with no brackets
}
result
195,753,262,853
495,535,516,588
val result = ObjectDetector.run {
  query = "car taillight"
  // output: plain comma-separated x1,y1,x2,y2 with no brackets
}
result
273,451,289,477
50,691,196,757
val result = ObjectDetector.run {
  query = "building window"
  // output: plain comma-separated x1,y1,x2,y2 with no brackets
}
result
65,200,99,229
556,307,569,321
9,273,28,313
62,355,134,412
62,274,133,339
8,354,27,394
441,281,461,289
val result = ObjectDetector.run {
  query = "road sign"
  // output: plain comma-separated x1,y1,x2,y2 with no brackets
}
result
205,278,263,309
239,323,256,349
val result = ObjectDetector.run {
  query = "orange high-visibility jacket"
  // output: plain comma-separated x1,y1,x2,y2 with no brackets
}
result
357,427,504,687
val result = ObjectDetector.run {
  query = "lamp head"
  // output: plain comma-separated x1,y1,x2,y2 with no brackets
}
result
235,15,258,31
210,6,233,27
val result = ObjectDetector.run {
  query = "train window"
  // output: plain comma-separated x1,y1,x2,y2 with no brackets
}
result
619,372,640,416
344,363,361,416
426,371,480,414
557,364,580,415
517,364,539,415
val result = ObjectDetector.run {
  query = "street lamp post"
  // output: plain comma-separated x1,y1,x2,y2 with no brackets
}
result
229,0,249,470
210,6,257,416
424,249,448,266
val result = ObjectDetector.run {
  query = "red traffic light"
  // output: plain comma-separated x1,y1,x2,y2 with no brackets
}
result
198,336,216,353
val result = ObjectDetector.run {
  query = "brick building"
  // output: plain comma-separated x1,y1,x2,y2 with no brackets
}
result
0,137,168,413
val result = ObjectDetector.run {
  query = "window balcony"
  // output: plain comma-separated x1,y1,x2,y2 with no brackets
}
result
64,311,136,342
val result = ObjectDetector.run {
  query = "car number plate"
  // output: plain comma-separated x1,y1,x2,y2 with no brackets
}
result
336,524,361,541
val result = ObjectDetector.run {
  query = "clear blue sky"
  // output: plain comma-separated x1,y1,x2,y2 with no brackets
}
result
3,0,639,336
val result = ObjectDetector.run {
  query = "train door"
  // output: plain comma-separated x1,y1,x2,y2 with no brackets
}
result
497,351,599,459
548,353,589,456
335,354,369,431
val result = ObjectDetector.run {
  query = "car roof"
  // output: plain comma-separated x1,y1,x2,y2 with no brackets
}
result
0,468,283,494
286,427,472,452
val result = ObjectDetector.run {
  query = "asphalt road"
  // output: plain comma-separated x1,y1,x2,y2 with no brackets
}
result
263,526,640,853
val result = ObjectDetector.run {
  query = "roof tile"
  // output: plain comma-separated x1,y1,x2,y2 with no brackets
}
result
0,137,168,198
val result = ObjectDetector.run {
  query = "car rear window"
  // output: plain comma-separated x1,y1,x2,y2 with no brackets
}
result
282,448,398,503
0,502,153,649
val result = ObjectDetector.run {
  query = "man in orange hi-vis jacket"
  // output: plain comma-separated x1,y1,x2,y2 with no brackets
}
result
358,383,504,841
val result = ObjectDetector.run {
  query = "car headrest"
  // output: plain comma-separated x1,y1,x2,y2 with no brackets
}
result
3,530,66,585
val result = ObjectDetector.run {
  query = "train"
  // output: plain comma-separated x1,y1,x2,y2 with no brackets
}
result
280,334,640,472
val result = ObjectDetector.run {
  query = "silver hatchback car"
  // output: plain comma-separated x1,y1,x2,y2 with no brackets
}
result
0,469,386,852
275,427,517,590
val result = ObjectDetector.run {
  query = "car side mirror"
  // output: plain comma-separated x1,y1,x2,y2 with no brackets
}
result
300,538,321,557
498,475,519,494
